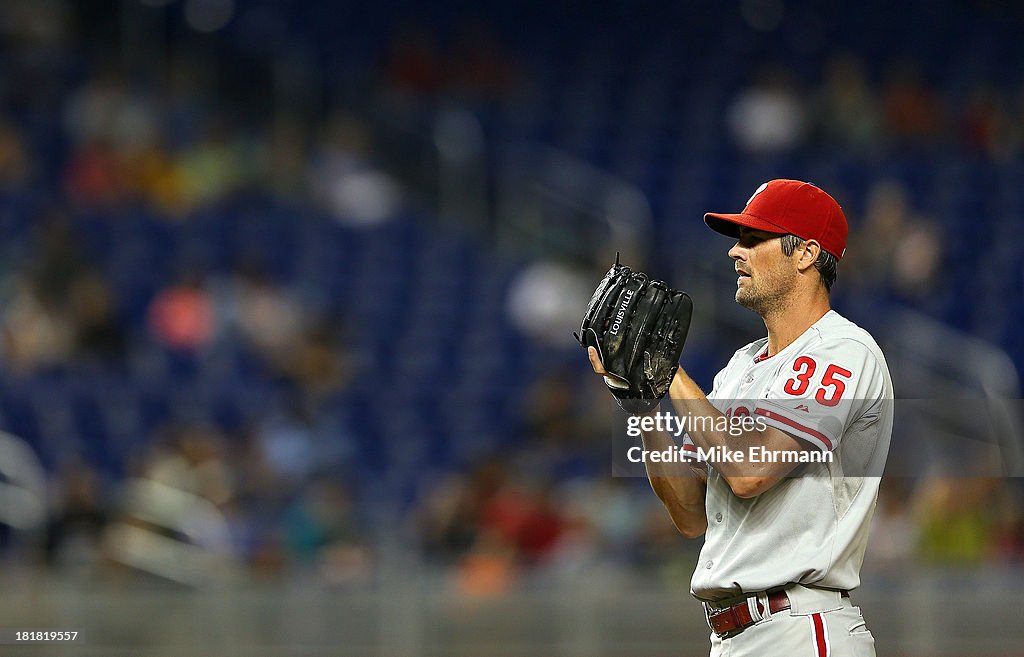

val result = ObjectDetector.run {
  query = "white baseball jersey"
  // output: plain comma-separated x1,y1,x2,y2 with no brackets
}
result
687,309,893,601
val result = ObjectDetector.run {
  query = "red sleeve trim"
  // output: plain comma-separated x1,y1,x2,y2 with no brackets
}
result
754,407,834,451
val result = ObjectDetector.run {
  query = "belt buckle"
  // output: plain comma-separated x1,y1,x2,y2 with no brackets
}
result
703,602,716,631
705,602,745,639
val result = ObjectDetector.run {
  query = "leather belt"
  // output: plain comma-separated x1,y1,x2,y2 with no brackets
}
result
704,589,849,638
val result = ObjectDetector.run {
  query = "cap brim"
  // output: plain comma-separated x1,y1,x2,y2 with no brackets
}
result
704,212,788,238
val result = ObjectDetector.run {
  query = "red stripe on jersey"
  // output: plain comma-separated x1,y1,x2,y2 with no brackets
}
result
754,408,835,451
812,613,829,657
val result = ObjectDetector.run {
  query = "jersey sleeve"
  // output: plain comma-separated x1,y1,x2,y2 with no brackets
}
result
680,434,701,462
708,342,755,400
709,367,727,398
754,339,884,452
674,369,726,465
682,346,752,465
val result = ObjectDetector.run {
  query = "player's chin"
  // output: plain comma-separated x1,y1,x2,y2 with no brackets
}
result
735,288,757,309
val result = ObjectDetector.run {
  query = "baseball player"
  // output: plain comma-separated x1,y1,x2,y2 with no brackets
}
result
587,179,893,656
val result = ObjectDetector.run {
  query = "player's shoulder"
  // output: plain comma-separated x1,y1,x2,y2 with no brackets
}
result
712,337,768,388
733,336,770,362
806,310,887,364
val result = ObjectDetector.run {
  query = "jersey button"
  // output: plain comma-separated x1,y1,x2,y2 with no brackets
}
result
705,560,713,569
715,513,723,523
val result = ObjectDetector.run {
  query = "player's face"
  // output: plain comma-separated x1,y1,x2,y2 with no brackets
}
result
729,229,796,315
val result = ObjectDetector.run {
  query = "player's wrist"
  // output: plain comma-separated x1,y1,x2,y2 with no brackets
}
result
669,367,699,400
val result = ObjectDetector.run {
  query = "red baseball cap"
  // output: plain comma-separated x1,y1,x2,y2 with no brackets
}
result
704,179,848,259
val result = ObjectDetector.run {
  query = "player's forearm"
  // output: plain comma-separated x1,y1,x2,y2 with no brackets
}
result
668,369,800,496
639,420,708,538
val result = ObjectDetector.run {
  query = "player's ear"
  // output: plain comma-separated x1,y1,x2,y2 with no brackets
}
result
797,240,821,273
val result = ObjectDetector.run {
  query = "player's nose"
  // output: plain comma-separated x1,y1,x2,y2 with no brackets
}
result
728,241,746,261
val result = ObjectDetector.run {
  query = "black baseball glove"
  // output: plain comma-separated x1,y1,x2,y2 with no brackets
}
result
574,255,693,414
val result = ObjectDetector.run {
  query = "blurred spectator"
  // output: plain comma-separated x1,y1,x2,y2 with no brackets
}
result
960,83,1015,160
477,471,530,550
277,320,350,398
160,55,208,146
255,402,316,483
563,479,643,564
229,263,306,365
309,114,401,226
174,116,246,213
145,424,234,505
994,482,1024,562
147,274,217,352
523,365,602,450
45,461,107,576
0,0,71,50
133,137,186,214
31,208,89,304
635,503,696,584
419,460,572,572
62,138,128,208
0,212,125,367
283,479,372,584
916,477,1001,565
62,68,160,209
845,179,943,301
881,61,943,145
382,22,444,97
449,20,516,101
419,474,482,564
727,66,808,153
506,259,593,347
101,424,237,584
68,271,126,361
546,482,602,571
479,474,568,566
514,484,566,564
846,179,907,289
259,115,309,199
864,478,917,572
223,428,291,576
889,215,943,301
454,529,518,597
63,67,159,151
813,53,882,154
0,120,31,191
0,274,74,374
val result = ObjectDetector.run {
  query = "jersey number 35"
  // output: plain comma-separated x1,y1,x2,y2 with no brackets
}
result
782,356,852,407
